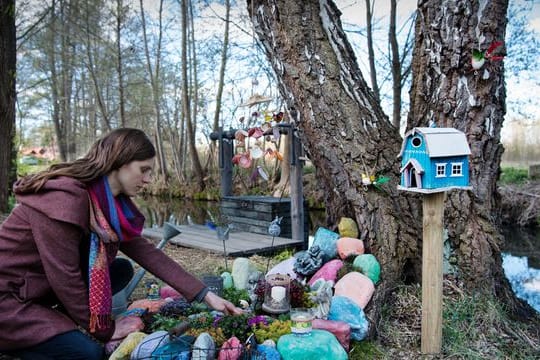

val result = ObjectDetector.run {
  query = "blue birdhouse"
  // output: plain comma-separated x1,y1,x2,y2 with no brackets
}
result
397,127,472,193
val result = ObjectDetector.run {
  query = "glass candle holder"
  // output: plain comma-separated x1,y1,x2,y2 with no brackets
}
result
290,307,314,336
261,273,291,314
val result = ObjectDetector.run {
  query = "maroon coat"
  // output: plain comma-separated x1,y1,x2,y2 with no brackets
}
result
0,177,206,350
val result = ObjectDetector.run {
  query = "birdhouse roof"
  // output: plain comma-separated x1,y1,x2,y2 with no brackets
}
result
398,127,471,158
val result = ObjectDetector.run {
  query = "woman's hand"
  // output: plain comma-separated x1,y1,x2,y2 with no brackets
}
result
203,291,244,315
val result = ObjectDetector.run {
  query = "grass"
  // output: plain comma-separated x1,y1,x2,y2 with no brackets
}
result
347,279,539,359
500,166,529,185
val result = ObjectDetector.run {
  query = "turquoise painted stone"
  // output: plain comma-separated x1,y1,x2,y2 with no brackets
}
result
311,227,340,260
353,254,381,284
277,329,348,360
328,296,369,341
220,272,234,289
152,335,194,360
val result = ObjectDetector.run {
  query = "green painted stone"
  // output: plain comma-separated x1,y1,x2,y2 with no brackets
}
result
277,329,348,360
220,271,233,289
353,254,381,284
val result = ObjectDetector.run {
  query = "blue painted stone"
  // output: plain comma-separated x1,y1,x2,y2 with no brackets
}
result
328,296,369,341
311,227,340,260
277,329,348,360
252,344,281,360
152,335,195,360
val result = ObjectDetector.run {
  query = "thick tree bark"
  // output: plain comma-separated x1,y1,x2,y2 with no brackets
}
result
407,0,533,316
248,0,423,335
0,0,17,213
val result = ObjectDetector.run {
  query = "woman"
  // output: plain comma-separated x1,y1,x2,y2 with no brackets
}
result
0,128,242,359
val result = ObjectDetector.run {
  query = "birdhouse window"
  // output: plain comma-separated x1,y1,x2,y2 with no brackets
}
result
451,162,463,176
435,163,447,177
411,136,422,147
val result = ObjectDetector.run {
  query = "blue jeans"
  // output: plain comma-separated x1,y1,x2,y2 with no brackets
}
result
7,330,104,360
7,258,134,360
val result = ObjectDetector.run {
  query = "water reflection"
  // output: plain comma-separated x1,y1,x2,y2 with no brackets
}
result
502,226,540,312
136,197,540,313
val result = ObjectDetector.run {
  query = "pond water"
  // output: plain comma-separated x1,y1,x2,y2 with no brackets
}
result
136,197,540,313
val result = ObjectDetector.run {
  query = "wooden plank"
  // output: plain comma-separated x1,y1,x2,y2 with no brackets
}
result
144,225,303,257
421,191,445,354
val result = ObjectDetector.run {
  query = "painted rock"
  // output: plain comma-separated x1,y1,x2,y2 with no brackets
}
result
220,271,234,289
334,272,375,309
152,335,195,360
277,329,348,360
231,258,258,290
336,237,365,259
109,332,147,360
308,259,343,286
254,344,281,360
218,336,243,360
338,217,359,238
328,295,369,341
192,332,216,360
312,318,351,352
353,254,381,284
128,298,168,314
311,227,340,260
267,257,298,280
130,330,170,359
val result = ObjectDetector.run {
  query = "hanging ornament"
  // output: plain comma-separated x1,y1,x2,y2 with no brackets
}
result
250,145,263,159
239,153,252,168
268,216,283,237
248,127,264,139
257,166,269,181
471,41,505,70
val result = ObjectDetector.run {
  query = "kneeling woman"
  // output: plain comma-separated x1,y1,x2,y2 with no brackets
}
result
0,128,242,359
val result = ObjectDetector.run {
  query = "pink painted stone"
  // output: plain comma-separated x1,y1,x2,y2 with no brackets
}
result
218,336,243,360
336,237,365,259
160,285,183,300
308,259,344,286
334,272,375,309
313,319,351,352
128,298,168,314
267,257,298,280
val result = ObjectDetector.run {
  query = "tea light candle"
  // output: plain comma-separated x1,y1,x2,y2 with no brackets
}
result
271,286,286,302
290,308,314,336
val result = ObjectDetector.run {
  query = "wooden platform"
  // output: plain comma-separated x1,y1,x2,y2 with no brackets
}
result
142,224,305,257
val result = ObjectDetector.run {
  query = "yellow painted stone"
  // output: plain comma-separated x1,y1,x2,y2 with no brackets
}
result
337,217,359,238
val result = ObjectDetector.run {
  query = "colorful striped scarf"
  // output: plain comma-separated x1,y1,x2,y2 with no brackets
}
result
87,176,144,333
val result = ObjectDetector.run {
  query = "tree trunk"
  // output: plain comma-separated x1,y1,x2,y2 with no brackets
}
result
210,0,231,161
365,0,379,103
140,0,168,181
407,0,533,316
181,0,205,190
0,0,16,213
248,0,423,335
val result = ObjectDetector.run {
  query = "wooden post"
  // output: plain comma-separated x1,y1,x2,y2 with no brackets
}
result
421,191,445,354
289,125,306,247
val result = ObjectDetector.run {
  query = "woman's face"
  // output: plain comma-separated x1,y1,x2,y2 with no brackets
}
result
108,158,154,196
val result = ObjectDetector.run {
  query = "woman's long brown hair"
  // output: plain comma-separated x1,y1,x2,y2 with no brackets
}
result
15,128,156,193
